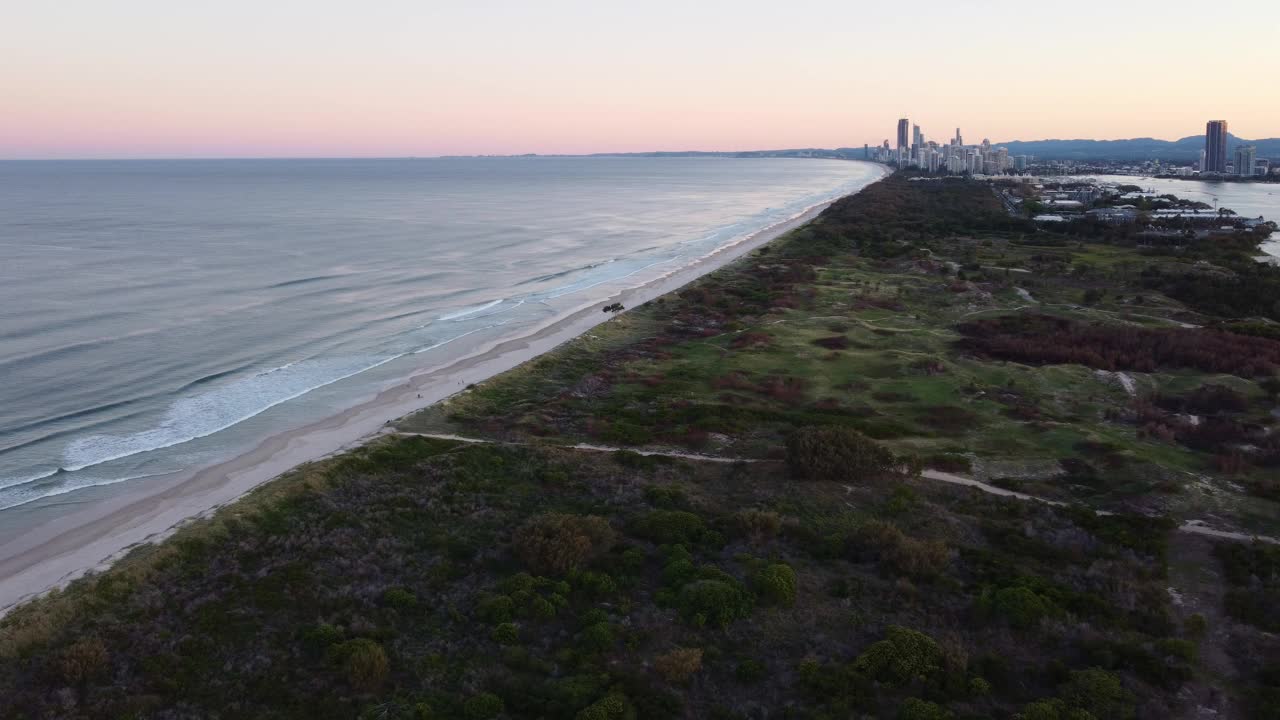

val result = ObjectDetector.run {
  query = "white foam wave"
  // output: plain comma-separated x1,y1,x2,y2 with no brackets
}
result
60,321,519,476
438,298,503,321
0,467,61,492
62,355,399,473
0,471,169,512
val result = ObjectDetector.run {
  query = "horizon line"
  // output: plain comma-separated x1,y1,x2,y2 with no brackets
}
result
3,133,1276,163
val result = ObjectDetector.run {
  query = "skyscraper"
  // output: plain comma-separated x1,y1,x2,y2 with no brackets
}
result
897,118,910,150
1205,120,1228,174
1235,145,1257,177
955,128,962,145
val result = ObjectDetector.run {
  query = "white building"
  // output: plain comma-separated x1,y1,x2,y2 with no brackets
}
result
1235,146,1258,177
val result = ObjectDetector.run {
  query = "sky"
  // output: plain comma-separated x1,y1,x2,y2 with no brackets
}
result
4,0,1278,159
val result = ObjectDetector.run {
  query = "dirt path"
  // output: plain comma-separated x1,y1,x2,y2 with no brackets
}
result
394,432,1278,545
1165,532,1242,719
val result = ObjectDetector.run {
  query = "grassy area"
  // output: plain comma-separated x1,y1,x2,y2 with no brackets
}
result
404,178,1280,534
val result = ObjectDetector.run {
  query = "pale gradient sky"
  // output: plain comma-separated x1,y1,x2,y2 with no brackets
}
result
4,0,1277,159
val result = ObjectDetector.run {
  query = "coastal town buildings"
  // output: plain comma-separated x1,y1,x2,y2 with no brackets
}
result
1236,145,1258,177
873,116,1269,183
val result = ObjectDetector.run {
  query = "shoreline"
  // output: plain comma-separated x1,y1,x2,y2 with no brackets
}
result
0,166,887,616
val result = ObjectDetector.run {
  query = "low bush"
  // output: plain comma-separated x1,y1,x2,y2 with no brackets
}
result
983,586,1056,630
514,513,617,575
654,647,703,684
576,692,636,720
463,692,505,719
58,636,108,685
382,586,418,609
491,622,519,644
1059,667,1134,720
899,697,953,720
632,510,705,545
733,509,782,543
751,563,798,607
335,638,389,693
677,578,753,628
851,520,949,579
786,426,899,482
854,626,942,686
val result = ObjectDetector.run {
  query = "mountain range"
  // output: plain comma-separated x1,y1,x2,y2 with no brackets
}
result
989,134,1279,162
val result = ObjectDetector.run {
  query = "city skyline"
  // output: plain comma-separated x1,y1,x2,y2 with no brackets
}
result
5,1,1279,159
877,114,1271,177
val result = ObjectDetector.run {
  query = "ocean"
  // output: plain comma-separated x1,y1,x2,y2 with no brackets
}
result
0,157,884,516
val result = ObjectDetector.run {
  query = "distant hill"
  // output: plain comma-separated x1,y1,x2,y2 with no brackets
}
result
995,134,1280,162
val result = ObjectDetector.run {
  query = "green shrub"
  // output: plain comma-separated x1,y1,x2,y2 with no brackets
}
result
677,579,753,628
303,622,343,653
654,647,703,683
986,586,1054,629
477,594,516,623
1156,637,1196,662
1060,667,1134,720
733,510,782,542
899,698,953,720
1184,613,1208,638
884,536,949,579
854,626,942,686
1015,699,1097,720
643,484,688,508
576,692,636,720
632,510,705,545
529,596,557,620
852,520,949,579
751,563,798,607
786,426,899,482
735,659,766,683
382,587,418,609
663,558,698,587
58,636,109,684
491,622,519,644
335,638,389,693
514,513,617,575
463,692,504,719
570,570,618,598
579,622,616,652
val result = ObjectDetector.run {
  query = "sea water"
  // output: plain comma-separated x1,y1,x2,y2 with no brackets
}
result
0,157,883,514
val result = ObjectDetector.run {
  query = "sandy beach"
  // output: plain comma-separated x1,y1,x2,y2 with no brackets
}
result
0,170,886,616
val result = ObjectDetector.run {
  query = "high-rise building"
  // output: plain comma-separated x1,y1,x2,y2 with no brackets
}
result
897,119,910,150
1235,145,1257,177
1199,149,1207,172
864,144,869,159
1205,120,1228,174
955,128,962,145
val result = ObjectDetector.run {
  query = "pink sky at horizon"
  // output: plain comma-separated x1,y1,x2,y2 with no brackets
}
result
5,1,1278,159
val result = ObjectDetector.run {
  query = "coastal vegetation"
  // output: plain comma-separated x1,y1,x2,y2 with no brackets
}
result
3,174,1279,719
